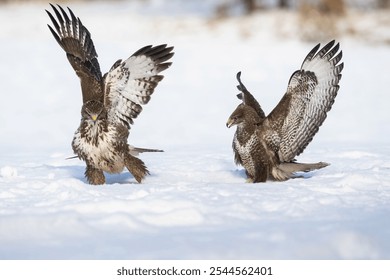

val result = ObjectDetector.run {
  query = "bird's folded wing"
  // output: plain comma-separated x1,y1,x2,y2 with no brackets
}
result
46,4,103,103
267,40,344,162
103,44,174,128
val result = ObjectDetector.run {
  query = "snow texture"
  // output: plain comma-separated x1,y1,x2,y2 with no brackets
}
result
0,1,390,259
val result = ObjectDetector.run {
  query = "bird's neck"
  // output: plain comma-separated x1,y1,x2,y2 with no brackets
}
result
236,122,257,144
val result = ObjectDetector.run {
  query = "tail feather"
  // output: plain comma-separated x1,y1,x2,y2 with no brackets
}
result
279,161,329,174
65,155,79,160
128,145,164,156
272,161,329,181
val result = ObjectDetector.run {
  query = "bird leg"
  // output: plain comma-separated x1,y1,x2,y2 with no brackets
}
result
245,170,254,183
85,165,105,185
124,154,150,183
251,164,269,183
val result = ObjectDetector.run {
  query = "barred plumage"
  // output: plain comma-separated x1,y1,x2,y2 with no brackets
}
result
47,4,174,184
227,41,343,183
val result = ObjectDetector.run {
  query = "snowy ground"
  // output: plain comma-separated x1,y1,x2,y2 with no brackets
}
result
0,1,390,259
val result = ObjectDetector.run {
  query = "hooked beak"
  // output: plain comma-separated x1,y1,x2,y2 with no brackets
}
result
226,118,235,128
91,114,98,122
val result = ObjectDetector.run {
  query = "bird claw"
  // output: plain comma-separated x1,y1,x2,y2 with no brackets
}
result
245,178,254,183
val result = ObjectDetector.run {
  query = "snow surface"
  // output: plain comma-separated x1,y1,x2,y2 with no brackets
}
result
0,1,390,259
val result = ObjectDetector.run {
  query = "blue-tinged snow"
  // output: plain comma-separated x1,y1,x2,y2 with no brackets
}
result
0,1,390,259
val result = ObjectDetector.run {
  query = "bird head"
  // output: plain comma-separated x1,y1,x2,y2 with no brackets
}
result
226,103,262,128
226,104,246,128
81,100,107,123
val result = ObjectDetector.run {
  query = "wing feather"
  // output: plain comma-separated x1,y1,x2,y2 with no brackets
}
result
104,44,174,128
267,40,344,162
46,4,103,103
236,72,266,119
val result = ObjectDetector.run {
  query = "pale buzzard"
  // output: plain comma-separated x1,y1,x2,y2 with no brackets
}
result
227,41,343,182
46,4,174,184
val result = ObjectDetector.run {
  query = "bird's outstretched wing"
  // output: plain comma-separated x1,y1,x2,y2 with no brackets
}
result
236,72,266,119
103,45,174,128
46,4,103,103
267,40,344,162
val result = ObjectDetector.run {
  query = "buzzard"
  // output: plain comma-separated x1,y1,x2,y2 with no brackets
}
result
46,4,174,184
227,41,343,183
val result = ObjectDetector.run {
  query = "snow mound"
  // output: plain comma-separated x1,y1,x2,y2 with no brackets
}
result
0,166,18,179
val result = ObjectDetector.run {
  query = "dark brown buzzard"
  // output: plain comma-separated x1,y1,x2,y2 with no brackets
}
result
227,41,343,183
46,4,174,184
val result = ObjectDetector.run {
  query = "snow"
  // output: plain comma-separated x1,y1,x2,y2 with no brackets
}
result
0,1,390,259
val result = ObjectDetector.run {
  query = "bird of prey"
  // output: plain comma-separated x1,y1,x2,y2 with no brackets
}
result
46,4,174,184
227,40,343,183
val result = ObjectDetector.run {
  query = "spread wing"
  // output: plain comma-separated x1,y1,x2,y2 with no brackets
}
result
103,44,174,128
267,40,344,162
236,72,266,119
46,4,103,103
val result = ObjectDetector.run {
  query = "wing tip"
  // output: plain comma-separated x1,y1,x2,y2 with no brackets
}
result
301,39,341,65
132,44,174,57
301,39,344,73
236,71,247,93
236,71,242,82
